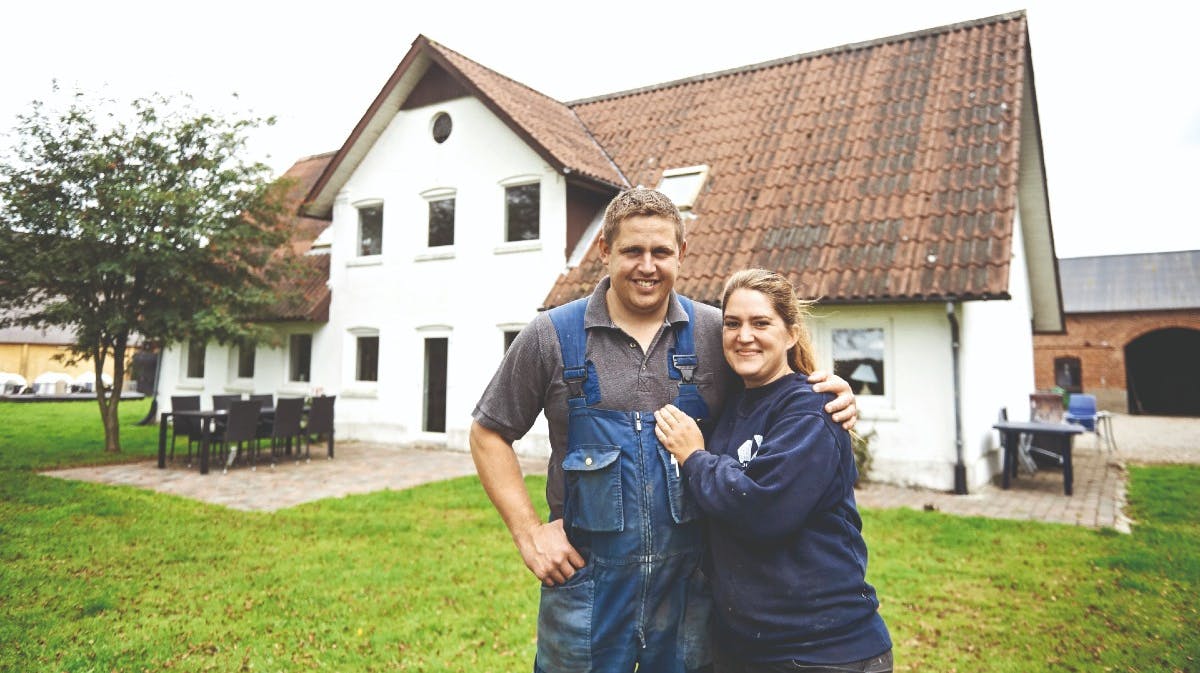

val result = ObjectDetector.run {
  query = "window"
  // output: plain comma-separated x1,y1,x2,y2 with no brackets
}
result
504,330,520,353
505,183,540,242
1054,356,1082,393
431,112,452,143
357,203,383,256
423,337,448,433
428,198,455,247
186,340,206,379
657,165,710,211
236,344,255,379
832,328,885,396
357,335,379,382
289,334,312,383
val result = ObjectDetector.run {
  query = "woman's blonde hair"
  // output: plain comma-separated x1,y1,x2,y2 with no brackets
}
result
721,268,818,375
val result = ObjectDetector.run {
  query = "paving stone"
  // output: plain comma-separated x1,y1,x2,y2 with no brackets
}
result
40,415,1196,533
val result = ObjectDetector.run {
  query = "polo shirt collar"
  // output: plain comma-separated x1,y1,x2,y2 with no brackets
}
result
585,276,690,329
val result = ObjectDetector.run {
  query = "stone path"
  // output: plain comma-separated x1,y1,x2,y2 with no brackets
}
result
45,442,546,512
42,413,1197,531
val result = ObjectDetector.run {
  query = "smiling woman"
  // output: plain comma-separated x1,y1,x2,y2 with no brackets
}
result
655,269,893,672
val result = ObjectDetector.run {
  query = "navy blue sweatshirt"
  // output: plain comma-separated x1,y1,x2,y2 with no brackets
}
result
681,373,891,664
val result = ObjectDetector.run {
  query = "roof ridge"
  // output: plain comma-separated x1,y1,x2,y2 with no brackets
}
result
568,10,1026,106
423,36,574,112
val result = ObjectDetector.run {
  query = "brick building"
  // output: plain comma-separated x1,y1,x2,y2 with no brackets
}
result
1033,250,1200,415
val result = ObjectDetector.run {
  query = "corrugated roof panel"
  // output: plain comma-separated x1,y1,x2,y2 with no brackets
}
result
1060,251,1200,312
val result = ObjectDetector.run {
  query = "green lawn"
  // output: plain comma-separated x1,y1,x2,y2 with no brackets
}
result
1,400,1197,672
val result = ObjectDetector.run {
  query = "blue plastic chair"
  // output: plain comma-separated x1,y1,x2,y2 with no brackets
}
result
1064,394,1097,431
1064,394,1116,451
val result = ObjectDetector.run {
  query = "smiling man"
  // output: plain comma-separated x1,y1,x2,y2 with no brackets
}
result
470,188,858,673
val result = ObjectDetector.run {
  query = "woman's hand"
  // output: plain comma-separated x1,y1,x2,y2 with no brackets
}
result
653,404,705,465
808,370,858,431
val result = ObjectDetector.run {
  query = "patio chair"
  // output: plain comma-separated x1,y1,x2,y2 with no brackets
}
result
169,395,202,465
304,395,336,459
218,400,262,473
1065,393,1116,451
268,397,306,463
249,393,275,437
212,394,242,411
249,393,274,409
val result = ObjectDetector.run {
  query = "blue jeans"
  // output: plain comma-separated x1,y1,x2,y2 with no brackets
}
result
713,649,893,673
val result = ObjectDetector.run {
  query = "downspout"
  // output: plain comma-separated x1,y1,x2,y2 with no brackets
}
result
947,302,968,495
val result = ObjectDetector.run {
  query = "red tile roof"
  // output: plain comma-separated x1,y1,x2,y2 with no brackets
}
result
425,39,627,189
265,153,334,322
304,36,627,216
547,12,1032,306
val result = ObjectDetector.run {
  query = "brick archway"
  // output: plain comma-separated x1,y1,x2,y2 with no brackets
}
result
1125,327,1200,416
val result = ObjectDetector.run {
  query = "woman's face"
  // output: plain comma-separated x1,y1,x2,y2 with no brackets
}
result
722,288,798,389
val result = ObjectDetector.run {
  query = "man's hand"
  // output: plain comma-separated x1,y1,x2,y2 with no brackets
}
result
808,370,858,431
516,519,586,586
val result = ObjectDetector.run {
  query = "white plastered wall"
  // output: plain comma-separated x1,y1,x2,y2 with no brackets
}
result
325,96,566,452
809,304,958,490
156,321,335,410
956,209,1039,489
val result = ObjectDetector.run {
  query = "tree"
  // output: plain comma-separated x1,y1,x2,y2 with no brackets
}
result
0,89,300,452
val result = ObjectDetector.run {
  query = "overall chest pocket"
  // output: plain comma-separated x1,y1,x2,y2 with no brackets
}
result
657,446,701,525
562,445,623,533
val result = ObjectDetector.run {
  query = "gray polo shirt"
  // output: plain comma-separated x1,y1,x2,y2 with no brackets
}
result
473,277,734,517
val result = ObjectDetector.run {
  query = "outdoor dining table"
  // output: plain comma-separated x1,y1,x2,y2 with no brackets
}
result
157,408,228,475
992,419,1084,495
157,406,306,475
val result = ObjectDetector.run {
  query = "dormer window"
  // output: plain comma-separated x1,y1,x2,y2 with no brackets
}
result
657,165,710,211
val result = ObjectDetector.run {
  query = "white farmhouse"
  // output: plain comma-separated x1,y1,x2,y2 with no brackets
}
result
157,11,1065,492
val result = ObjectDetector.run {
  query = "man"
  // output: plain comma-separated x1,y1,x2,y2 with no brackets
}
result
471,188,857,673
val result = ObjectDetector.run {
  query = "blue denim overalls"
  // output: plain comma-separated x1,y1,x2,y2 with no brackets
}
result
534,295,713,673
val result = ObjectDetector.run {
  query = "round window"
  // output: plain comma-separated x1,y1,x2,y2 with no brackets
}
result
431,112,452,144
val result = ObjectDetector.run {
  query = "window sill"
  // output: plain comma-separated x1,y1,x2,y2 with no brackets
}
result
347,256,383,267
858,405,899,422
342,384,378,399
224,382,254,394
279,383,311,396
413,431,448,447
494,240,541,255
414,248,456,262
177,380,204,391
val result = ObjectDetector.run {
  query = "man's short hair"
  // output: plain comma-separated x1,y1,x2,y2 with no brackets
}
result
602,188,685,248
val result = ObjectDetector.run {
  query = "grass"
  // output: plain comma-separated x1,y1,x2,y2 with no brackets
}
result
1,400,1198,672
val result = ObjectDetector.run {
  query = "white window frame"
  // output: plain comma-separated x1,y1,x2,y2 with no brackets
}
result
495,175,542,252
344,327,380,398
178,339,206,390
225,343,255,393
818,318,895,415
417,187,457,260
353,198,384,259
281,332,315,395
656,164,710,211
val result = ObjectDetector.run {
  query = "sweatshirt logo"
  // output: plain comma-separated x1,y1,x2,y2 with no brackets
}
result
736,434,764,465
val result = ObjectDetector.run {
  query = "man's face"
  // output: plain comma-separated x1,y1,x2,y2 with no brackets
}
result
599,215,686,319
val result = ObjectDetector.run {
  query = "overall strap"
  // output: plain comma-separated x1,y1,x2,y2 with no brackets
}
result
668,295,699,384
548,297,600,406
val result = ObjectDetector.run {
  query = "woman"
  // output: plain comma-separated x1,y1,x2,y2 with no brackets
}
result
654,269,892,673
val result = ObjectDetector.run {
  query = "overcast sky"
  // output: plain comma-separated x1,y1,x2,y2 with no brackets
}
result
3,0,1198,259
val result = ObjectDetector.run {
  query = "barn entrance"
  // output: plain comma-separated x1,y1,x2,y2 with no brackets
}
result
1125,327,1200,416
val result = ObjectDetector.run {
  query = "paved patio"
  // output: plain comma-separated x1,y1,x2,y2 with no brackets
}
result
43,412,1197,531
